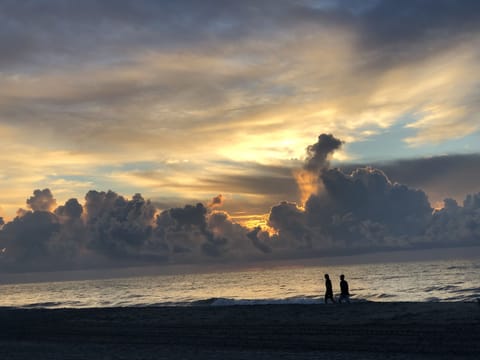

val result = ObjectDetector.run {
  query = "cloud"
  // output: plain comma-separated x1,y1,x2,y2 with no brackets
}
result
304,134,343,173
1,0,479,170
0,209,61,270
426,194,480,246
358,0,480,50
294,134,343,204
84,191,158,260
26,189,57,212
246,227,272,254
306,167,432,242
268,201,311,249
0,145,479,273
262,167,434,255
156,203,255,259
259,135,443,253
208,194,224,208
54,198,83,220
345,154,480,206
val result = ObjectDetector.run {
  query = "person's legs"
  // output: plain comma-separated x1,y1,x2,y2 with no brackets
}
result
325,294,335,303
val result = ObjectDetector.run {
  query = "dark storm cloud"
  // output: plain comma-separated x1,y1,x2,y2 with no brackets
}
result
306,167,432,240
0,188,265,272
156,203,233,258
246,227,272,254
259,166,434,253
344,154,480,204
426,193,480,246
164,203,209,233
359,0,480,47
269,202,311,249
255,134,450,254
84,191,157,259
0,190,167,271
304,134,343,173
0,209,61,271
54,198,83,219
0,184,478,273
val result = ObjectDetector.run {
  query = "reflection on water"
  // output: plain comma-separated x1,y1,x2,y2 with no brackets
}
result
0,258,479,308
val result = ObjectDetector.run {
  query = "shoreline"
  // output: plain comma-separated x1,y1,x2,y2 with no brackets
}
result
1,302,479,359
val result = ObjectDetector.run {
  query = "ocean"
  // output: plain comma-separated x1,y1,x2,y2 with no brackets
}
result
1,256,479,308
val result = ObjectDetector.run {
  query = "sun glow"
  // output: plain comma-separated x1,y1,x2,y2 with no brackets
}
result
231,213,278,236
293,169,319,206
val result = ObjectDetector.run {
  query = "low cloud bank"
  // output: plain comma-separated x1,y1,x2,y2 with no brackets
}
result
1,134,479,272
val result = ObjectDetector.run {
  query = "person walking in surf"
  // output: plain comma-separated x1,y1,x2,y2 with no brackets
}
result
339,274,350,303
324,274,335,303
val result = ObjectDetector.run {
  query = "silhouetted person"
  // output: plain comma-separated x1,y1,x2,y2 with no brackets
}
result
339,274,350,303
324,274,335,303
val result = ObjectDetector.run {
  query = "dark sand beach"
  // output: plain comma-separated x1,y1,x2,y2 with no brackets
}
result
1,302,479,359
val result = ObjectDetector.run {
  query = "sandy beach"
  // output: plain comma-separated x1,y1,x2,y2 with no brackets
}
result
0,302,479,359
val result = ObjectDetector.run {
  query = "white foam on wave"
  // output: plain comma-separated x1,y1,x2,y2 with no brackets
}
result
211,297,321,306
188,296,370,306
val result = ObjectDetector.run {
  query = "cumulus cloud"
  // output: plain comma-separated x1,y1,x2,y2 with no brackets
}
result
84,191,157,260
268,201,311,249
426,194,480,246
0,134,479,273
255,134,455,254
306,167,432,244
156,203,213,257
0,209,61,270
357,154,480,206
295,134,343,205
54,198,83,220
246,227,272,254
155,203,254,259
26,189,57,212
304,134,343,173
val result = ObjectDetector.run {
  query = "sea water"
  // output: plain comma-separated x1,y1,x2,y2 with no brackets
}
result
1,256,479,308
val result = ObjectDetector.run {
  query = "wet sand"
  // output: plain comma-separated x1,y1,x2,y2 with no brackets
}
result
0,302,479,359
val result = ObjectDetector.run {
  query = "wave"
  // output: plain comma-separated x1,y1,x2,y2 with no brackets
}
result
8,294,480,309
195,297,321,306
374,293,397,299
189,296,371,306
424,285,460,292
22,300,85,308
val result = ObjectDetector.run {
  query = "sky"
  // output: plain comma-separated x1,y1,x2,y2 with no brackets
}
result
0,0,480,274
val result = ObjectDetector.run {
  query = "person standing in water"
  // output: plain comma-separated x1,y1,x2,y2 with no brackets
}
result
339,274,350,303
324,274,335,303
